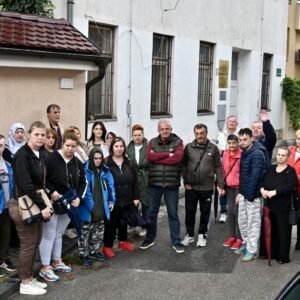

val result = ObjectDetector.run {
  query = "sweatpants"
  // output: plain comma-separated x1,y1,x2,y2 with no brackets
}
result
39,213,70,265
238,196,262,254
78,221,104,257
185,189,213,238
226,188,241,239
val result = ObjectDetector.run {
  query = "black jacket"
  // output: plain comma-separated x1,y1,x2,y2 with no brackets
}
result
105,156,139,206
45,151,87,199
12,144,47,210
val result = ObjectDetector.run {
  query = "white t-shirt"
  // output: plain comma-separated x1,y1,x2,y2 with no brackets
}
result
134,145,143,165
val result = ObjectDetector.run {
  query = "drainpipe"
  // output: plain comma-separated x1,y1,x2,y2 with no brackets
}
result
85,59,110,139
67,0,74,24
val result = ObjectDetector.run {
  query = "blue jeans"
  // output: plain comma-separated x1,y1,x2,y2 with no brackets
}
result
219,195,228,214
146,186,181,245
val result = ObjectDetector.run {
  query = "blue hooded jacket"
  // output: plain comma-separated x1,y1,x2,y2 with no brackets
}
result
79,163,116,222
239,141,267,202
0,162,14,214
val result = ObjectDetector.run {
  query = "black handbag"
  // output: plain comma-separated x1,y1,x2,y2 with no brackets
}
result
52,201,66,215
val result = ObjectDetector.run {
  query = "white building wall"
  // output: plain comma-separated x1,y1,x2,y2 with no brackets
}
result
53,0,288,143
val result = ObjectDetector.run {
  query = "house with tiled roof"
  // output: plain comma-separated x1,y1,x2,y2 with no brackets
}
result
0,11,109,137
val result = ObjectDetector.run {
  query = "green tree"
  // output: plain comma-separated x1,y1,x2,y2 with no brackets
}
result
0,0,55,18
282,77,300,131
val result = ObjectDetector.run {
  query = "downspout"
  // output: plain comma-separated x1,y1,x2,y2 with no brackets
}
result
85,59,110,139
258,0,265,115
67,0,74,24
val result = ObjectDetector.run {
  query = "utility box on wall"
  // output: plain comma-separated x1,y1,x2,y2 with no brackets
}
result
217,104,226,131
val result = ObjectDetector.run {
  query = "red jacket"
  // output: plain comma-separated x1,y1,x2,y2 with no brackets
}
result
288,146,300,197
222,148,241,189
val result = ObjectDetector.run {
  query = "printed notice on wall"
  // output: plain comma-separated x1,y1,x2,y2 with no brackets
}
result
219,60,229,88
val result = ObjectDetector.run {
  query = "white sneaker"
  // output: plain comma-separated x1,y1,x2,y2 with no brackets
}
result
31,278,47,289
219,214,227,223
139,229,147,237
181,234,195,246
20,282,47,295
64,228,77,239
197,234,207,247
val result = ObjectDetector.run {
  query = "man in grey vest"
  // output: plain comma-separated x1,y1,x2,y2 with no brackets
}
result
140,120,184,253
182,124,224,247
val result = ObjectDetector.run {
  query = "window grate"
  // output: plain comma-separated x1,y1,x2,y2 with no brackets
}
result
261,54,272,110
198,42,214,113
88,23,114,120
151,34,172,116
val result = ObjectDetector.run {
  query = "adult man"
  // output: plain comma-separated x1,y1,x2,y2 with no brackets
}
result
235,128,267,262
139,120,184,253
251,110,277,162
181,124,224,247
216,115,240,223
0,134,16,277
47,104,63,149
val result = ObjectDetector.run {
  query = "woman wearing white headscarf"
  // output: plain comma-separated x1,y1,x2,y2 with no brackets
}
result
7,123,26,155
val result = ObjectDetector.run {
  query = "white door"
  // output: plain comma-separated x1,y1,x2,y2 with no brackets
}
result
230,81,238,116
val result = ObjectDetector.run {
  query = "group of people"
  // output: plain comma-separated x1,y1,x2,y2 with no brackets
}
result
0,104,299,296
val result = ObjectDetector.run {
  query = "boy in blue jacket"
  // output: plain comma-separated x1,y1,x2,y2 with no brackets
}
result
78,148,116,265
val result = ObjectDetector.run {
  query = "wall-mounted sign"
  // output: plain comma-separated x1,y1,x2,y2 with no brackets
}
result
219,60,229,88
220,91,226,100
276,68,281,77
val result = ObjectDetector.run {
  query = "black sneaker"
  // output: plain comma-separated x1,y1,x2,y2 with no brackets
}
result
172,244,185,254
0,260,16,272
89,252,106,261
140,239,154,250
80,256,93,266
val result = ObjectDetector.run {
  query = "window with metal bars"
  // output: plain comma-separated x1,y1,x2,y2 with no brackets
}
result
198,42,214,113
151,34,172,116
88,23,114,120
261,53,272,110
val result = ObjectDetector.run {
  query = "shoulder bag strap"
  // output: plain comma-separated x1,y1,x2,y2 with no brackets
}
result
193,142,208,173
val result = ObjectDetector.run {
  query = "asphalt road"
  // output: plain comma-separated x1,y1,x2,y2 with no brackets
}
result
9,198,300,300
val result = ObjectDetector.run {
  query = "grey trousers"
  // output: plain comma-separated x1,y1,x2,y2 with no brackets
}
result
226,188,241,240
238,196,262,254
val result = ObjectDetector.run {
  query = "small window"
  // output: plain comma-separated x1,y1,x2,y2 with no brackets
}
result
88,23,114,120
261,54,272,110
150,34,172,116
198,42,214,113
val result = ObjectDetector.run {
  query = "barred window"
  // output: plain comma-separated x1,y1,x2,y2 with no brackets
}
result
198,42,214,113
151,34,172,116
261,54,272,110
88,23,114,120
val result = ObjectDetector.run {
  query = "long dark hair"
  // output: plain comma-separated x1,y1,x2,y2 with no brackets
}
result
88,121,107,143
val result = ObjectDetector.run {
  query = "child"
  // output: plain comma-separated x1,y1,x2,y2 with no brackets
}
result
78,148,116,265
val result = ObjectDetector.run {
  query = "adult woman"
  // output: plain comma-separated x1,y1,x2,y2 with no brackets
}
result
67,126,89,163
39,131,86,281
7,122,26,156
87,122,107,150
288,129,300,250
260,147,298,264
79,148,116,265
103,137,140,258
9,121,51,295
44,128,57,153
102,131,116,158
127,124,149,236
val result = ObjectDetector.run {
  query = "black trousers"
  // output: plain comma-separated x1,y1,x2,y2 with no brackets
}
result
185,189,213,238
104,204,130,248
0,208,11,260
270,212,292,262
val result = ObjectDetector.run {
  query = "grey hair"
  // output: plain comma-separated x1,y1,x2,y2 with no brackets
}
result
158,119,172,129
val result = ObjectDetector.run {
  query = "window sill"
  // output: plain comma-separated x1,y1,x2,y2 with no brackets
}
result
197,111,215,116
150,114,173,119
88,117,118,123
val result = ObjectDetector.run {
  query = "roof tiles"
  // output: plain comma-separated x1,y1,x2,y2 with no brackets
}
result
0,12,100,55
